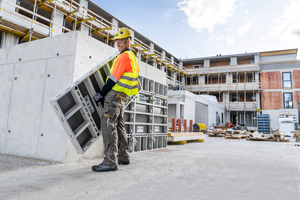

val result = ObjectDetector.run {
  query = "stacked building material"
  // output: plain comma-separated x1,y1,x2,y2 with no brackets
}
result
247,131,290,142
291,130,300,142
225,130,250,139
207,129,226,137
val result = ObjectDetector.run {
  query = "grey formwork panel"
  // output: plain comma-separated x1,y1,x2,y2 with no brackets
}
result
49,51,120,154
125,76,168,152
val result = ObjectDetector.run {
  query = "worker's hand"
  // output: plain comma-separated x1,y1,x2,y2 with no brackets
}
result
93,93,103,106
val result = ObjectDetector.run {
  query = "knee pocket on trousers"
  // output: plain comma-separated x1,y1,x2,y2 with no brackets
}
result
103,101,120,119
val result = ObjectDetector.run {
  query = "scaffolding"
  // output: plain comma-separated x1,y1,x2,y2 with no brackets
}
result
0,0,180,72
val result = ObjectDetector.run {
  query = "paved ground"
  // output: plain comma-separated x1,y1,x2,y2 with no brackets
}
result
1,136,300,200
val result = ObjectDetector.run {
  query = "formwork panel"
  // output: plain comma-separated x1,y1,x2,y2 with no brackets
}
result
123,75,168,152
50,52,119,154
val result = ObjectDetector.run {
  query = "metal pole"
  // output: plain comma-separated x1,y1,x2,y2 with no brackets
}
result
49,0,57,36
244,70,246,125
29,0,38,42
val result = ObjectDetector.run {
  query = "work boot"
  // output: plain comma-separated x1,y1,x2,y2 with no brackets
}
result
118,160,130,165
92,163,118,172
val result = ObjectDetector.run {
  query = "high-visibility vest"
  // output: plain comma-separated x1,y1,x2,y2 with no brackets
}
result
108,50,139,96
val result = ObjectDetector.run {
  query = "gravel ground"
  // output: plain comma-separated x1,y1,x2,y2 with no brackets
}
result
1,136,300,200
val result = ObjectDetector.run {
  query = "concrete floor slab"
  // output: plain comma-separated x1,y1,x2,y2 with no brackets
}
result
1,137,300,200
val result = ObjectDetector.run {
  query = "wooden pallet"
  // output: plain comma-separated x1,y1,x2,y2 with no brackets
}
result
225,135,247,140
167,132,205,143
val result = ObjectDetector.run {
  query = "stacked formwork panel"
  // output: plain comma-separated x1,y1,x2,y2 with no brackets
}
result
125,75,168,152
257,114,271,134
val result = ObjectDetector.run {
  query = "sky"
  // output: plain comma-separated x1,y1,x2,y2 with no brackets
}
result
94,0,300,60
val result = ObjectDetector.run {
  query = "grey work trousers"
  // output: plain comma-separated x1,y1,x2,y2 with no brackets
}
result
101,90,130,166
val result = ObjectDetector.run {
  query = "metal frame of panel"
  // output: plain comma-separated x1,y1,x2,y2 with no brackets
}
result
50,51,120,154
125,75,168,152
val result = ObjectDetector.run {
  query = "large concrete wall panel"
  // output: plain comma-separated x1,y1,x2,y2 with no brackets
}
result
73,56,99,81
138,61,166,84
5,60,47,157
36,56,75,162
0,48,8,65
73,32,117,80
293,70,300,89
0,64,15,153
260,71,281,89
6,32,77,63
261,91,283,110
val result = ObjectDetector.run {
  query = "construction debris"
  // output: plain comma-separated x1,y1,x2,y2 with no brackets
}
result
207,128,250,139
291,130,300,142
207,129,226,137
225,130,250,139
247,131,290,142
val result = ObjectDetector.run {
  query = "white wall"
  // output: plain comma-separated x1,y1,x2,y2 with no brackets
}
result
260,54,297,63
168,90,225,128
262,109,298,131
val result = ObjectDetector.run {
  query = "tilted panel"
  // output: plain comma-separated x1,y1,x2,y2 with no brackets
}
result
50,52,119,154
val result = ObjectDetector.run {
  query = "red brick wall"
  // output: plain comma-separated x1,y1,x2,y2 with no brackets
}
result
210,61,230,67
211,77,218,84
237,59,251,65
260,71,282,89
294,91,300,109
239,93,253,102
293,70,300,88
261,91,283,110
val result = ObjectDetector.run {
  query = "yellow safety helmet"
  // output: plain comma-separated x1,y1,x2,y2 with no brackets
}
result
114,27,132,40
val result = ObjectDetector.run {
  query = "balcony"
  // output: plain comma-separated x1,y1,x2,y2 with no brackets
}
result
220,102,259,111
186,82,260,93
185,63,259,75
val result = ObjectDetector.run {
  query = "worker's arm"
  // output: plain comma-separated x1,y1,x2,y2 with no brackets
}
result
100,77,117,97
93,77,116,105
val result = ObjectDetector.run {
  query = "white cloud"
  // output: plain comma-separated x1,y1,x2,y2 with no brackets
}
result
245,9,249,14
226,36,234,45
272,0,300,45
237,23,251,35
165,9,176,18
209,34,224,41
178,0,237,33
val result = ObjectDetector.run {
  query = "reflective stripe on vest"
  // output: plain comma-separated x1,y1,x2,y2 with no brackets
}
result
109,50,139,96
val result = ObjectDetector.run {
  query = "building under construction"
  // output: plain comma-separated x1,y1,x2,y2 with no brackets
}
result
179,49,299,129
0,0,299,162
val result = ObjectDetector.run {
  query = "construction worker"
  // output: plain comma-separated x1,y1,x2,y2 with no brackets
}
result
92,27,139,172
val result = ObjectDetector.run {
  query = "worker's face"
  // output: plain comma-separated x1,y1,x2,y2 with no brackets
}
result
116,38,129,52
